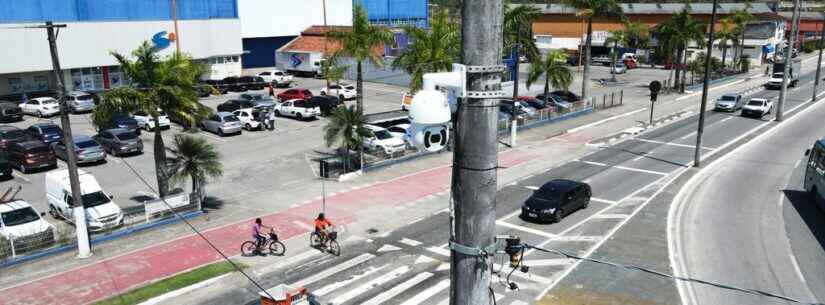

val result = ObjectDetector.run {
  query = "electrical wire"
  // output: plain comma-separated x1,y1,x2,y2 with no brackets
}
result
525,244,825,305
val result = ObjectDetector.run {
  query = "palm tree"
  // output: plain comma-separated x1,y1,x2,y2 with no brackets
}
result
561,0,624,101
504,2,541,62
392,8,460,93
167,134,223,209
93,42,211,196
730,8,755,68
321,55,348,87
716,18,738,70
526,50,573,105
653,8,705,93
604,30,628,82
323,105,370,172
327,5,394,114
623,20,650,50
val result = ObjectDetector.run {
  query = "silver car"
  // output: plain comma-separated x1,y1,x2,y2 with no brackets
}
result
52,135,107,164
714,93,743,112
66,91,96,113
200,112,243,136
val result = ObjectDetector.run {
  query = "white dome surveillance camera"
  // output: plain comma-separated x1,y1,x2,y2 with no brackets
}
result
408,90,451,152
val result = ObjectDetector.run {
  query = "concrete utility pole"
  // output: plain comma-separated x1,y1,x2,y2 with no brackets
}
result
171,0,181,53
511,43,520,147
45,22,91,258
694,0,719,167
814,15,825,103
322,0,331,91
777,0,800,121
450,0,502,304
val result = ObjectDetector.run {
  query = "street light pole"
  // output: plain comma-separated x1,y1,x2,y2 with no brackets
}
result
45,22,91,258
694,0,718,167
511,42,520,147
451,0,502,304
776,0,800,122
813,15,825,103
171,0,181,53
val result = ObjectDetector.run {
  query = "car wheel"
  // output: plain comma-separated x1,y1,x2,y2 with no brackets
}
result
339,95,345,101
244,123,251,131
49,205,60,219
552,209,563,223
19,164,27,174
582,198,589,209
218,128,224,136
320,91,326,96
296,113,303,120
36,110,42,118
274,110,281,117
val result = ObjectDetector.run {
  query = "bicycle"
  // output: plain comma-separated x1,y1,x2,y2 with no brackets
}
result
241,229,286,256
310,227,340,256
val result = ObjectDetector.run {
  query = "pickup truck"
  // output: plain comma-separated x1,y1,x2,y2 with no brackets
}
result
259,69,293,88
273,99,321,120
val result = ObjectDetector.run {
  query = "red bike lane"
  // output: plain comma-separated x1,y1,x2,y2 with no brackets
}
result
0,149,538,305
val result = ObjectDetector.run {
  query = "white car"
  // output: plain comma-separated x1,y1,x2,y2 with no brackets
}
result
133,110,171,131
363,125,406,156
320,84,356,100
46,169,123,231
258,69,293,88
0,199,55,246
20,97,60,117
273,99,320,120
232,108,263,131
386,123,410,141
741,98,773,118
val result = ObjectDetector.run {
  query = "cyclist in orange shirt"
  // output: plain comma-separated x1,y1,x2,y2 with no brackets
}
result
314,213,333,243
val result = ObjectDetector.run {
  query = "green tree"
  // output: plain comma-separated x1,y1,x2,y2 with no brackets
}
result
504,2,542,62
653,8,705,93
167,134,223,209
321,55,348,87
391,8,460,93
526,50,573,105
730,8,755,68
561,0,624,101
327,5,394,114
604,29,628,82
93,42,211,196
716,18,738,70
623,20,650,50
323,105,370,172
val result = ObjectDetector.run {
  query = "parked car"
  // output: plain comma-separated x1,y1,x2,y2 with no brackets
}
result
239,93,277,109
239,76,266,91
196,83,212,97
0,199,55,248
221,76,246,92
714,93,744,112
200,112,243,136
25,123,64,145
320,84,357,100
386,123,410,141
93,128,143,157
52,135,106,164
550,90,581,102
536,94,572,109
19,97,60,118
623,57,638,69
258,69,293,88
6,140,56,173
277,88,313,101
499,102,528,119
205,79,228,95
501,100,537,117
0,126,31,150
521,179,591,223
273,99,320,120
308,95,343,116
232,108,263,131
133,110,171,131
99,113,140,134
0,101,23,122
741,98,773,118
612,62,627,74
0,150,11,179
217,99,255,113
363,125,406,156
46,169,123,231
66,91,96,113
517,96,549,110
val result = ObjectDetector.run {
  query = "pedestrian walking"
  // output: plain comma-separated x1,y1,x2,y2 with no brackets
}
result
268,84,275,97
267,108,276,131
258,109,268,131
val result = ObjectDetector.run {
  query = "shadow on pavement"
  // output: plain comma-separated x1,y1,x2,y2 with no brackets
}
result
784,189,825,252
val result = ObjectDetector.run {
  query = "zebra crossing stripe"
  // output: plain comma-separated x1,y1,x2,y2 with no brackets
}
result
331,265,411,305
426,246,451,257
314,265,388,296
399,279,449,305
290,253,375,287
399,238,423,246
435,291,503,305
362,272,434,305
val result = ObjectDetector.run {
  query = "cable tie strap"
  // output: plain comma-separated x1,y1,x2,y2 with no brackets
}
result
449,240,497,257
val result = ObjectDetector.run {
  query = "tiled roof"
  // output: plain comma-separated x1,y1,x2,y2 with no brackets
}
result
278,26,384,56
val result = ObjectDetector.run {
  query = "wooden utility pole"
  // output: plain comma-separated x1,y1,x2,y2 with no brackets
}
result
450,0,502,304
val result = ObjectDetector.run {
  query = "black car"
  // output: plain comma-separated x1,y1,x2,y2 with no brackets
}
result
99,113,140,135
239,93,277,109
222,76,246,92
0,126,30,150
216,99,256,113
25,123,64,145
0,101,23,122
308,95,343,116
550,90,581,102
205,79,228,95
521,179,591,223
7,140,56,173
239,76,266,91
93,128,143,157
0,150,11,179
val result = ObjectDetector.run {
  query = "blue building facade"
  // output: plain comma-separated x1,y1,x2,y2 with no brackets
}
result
354,0,429,28
0,0,238,23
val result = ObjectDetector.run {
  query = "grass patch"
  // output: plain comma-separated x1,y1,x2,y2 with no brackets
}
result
92,260,245,305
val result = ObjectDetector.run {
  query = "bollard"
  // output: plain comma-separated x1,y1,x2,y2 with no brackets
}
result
620,90,624,105
611,92,615,107
602,95,606,109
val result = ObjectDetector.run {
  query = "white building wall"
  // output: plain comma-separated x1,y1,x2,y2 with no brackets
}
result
238,0,353,38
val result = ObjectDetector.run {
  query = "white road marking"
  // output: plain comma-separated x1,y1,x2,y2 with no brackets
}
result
633,138,715,150
720,117,734,123
679,131,697,140
12,172,31,183
406,217,425,226
493,263,553,284
255,250,322,276
793,158,802,169
331,265,410,305
499,209,521,222
590,197,618,205
523,185,539,190
291,220,314,231
137,273,231,305
314,265,388,296
496,220,558,239
362,272,434,305
426,246,451,257
566,107,649,133
632,155,645,162
614,165,670,176
414,255,436,265
436,263,450,271
577,160,608,167
378,244,402,252
399,238,423,247
520,258,572,267
511,301,529,305
553,235,601,242
435,291,502,305
399,279,449,305
290,253,375,287
592,214,629,219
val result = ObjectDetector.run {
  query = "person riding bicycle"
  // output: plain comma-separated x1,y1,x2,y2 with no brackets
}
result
314,213,333,244
251,218,272,253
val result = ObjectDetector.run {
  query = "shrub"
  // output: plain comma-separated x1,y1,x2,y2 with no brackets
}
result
802,41,816,54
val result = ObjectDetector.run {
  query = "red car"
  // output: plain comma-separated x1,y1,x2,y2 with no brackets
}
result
623,58,638,69
277,88,313,101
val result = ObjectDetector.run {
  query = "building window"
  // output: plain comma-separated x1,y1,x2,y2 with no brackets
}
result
7,78,22,93
33,76,48,92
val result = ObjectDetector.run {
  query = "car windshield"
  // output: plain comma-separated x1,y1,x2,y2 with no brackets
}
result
248,95,264,101
1,207,40,227
748,100,765,106
772,73,784,78
76,94,94,101
115,132,138,140
26,146,50,154
76,140,98,149
41,99,58,105
42,126,61,134
83,191,111,208
1,129,25,139
224,115,240,122
374,130,393,140
719,95,737,101
344,85,355,90
158,111,167,116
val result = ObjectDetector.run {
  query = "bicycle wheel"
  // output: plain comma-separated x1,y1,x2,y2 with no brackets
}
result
328,240,341,256
241,241,258,257
310,232,322,248
269,241,286,256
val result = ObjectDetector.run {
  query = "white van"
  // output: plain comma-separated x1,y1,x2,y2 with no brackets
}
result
45,169,123,231
0,199,55,245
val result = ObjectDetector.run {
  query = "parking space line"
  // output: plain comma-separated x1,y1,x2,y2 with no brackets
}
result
552,235,601,242
590,197,618,205
679,131,697,140
576,160,608,167
592,214,629,219
12,172,31,183
496,220,557,239
720,117,734,123
613,165,670,176
499,210,521,222
632,138,715,150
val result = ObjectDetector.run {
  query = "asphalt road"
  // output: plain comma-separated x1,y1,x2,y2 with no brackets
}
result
671,85,825,303
168,59,825,305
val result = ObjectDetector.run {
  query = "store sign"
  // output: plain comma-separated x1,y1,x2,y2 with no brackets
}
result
290,53,305,68
584,31,610,45
151,31,176,51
